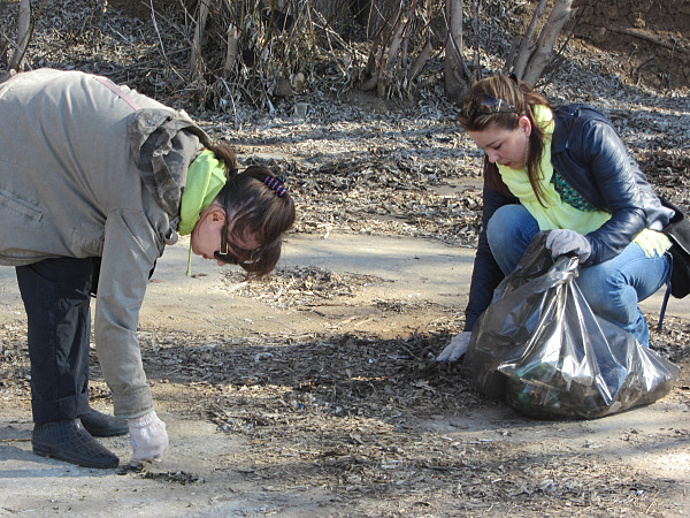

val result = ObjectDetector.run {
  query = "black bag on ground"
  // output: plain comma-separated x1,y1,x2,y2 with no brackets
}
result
461,232,679,420
660,197,690,298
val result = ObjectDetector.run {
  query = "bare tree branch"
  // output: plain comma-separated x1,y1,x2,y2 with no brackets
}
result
406,39,432,91
522,0,575,87
510,0,546,78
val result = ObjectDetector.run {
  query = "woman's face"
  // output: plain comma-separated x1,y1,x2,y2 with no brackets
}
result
190,204,260,266
467,116,532,170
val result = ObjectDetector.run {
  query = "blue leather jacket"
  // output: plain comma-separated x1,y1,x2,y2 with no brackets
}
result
464,104,674,331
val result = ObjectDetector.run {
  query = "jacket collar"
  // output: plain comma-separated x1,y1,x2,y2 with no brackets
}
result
551,104,579,154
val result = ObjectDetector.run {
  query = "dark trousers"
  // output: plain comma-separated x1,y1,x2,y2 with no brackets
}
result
15,257,101,425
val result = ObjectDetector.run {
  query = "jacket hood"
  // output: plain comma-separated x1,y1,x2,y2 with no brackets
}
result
128,108,210,219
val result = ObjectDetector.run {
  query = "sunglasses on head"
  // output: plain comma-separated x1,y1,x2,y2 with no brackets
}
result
465,93,519,118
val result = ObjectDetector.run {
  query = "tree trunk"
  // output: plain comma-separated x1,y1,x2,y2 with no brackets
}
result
444,0,467,105
8,0,30,71
223,22,239,76
511,0,575,87
189,0,211,78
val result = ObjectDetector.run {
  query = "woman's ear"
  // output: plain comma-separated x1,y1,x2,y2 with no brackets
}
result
210,208,225,223
200,204,226,226
518,115,532,136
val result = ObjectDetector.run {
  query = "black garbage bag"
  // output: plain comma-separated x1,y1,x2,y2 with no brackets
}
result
461,232,679,419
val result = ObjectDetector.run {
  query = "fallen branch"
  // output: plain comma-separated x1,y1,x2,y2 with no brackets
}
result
609,27,689,56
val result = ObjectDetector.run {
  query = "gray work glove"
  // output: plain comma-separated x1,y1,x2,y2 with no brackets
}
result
128,410,169,465
546,229,591,263
435,331,472,363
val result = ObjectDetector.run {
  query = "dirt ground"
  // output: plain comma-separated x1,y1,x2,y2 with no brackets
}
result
1,0,690,516
572,0,690,90
0,232,688,518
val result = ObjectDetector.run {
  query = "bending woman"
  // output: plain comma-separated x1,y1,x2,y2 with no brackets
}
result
437,74,674,362
0,68,295,468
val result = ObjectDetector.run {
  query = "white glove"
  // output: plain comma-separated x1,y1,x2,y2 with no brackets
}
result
435,331,472,363
128,411,169,465
546,229,591,263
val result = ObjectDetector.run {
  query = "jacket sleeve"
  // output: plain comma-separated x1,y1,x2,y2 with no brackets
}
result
564,116,650,266
93,209,164,418
464,184,516,332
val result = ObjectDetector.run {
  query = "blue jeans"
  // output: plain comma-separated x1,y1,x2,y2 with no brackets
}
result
486,205,672,347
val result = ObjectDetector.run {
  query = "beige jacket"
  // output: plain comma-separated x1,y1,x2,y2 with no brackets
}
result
0,69,210,416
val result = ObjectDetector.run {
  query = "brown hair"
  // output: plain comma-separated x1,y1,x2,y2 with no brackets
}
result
458,74,551,204
208,141,296,278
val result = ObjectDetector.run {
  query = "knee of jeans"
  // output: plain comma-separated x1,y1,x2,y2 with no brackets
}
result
577,269,603,296
577,269,611,308
487,205,525,247
578,274,637,323
579,286,608,316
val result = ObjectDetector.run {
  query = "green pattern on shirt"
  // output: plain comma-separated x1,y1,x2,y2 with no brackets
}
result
551,170,597,212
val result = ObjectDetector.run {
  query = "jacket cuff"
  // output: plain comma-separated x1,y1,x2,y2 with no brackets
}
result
112,385,154,419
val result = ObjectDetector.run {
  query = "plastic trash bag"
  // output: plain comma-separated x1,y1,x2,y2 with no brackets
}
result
462,232,679,419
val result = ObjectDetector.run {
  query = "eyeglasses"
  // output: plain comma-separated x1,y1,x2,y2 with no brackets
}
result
465,93,519,118
214,228,257,265
214,208,257,265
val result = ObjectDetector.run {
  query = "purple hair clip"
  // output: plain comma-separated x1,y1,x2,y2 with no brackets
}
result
264,175,287,197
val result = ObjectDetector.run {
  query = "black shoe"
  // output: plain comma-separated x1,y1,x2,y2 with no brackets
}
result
80,408,128,437
32,419,119,469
